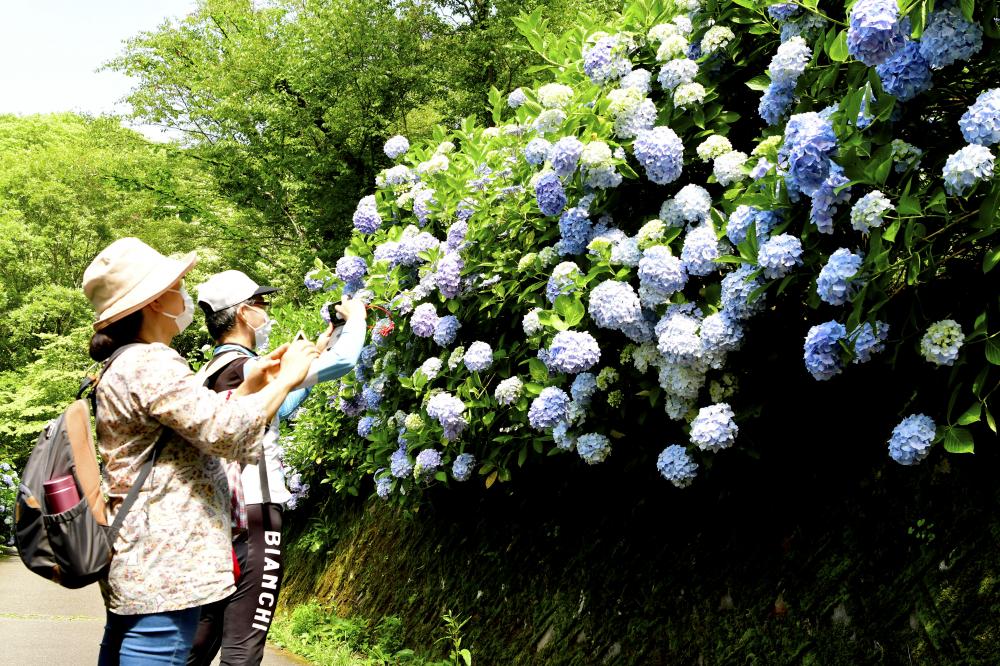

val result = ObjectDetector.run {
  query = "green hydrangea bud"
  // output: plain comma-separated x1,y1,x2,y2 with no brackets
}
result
620,344,635,365
448,346,466,370
636,219,666,250
596,367,619,390
404,413,424,431
518,253,538,271
538,246,557,266
607,390,623,407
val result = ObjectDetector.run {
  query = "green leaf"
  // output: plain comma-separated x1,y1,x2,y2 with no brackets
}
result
536,310,568,331
943,427,975,454
987,339,1000,365
987,407,997,433
745,74,771,91
528,358,549,382
956,403,982,426
828,30,848,62
554,294,585,327
984,247,1000,273
960,0,975,22
517,444,528,467
897,193,921,216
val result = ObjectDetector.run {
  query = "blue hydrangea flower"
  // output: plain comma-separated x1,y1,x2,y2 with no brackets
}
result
638,245,687,296
433,315,461,347
851,320,888,363
769,36,811,87
690,403,738,452
382,165,414,186
809,166,852,234
535,172,567,216
620,68,652,93
445,221,468,252
534,109,568,134
588,279,644,333
750,157,773,180
758,81,796,126
816,248,864,305
680,225,721,277
584,34,633,85
358,416,378,437
495,376,524,405
658,58,698,91
674,184,712,222
850,190,893,233
435,253,463,299
720,264,765,320
803,320,847,380
888,414,936,465
557,207,594,256
876,41,932,102
546,261,581,303
397,229,440,266
335,256,367,284
633,127,684,185
390,447,413,478
414,449,442,479
546,331,601,374
920,319,964,366
768,3,799,21
375,475,392,499
781,13,827,43
550,136,584,177
726,206,777,246
655,307,703,367
361,383,383,410
529,387,570,430
847,0,906,67
757,233,803,279
575,433,610,464
781,112,838,197
427,392,468,441
570,372,598,406
352,195,382,234
959,89,1000,147
456,198,476,222
410,303,439,337
508,87,527,108
524,138,552,165
919,7,983,69
304,269,325,291
657,445,698,487
464,341,494,371
384,135,409,159
943,144,995,196
700,311,744,358
552,421,576,450
452,453,476,481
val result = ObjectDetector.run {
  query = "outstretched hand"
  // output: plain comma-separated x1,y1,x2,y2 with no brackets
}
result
236,343,289,395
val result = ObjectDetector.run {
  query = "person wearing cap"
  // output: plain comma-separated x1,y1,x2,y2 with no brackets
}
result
82,238,321,666
187,270,367,666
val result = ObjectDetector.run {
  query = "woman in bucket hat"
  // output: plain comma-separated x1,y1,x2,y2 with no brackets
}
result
82,237,320,665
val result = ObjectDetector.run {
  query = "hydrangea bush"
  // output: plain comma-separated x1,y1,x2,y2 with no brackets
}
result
280,0,1000,501
1,461,19,546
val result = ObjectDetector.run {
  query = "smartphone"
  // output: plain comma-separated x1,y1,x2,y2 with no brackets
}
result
325,322,346,350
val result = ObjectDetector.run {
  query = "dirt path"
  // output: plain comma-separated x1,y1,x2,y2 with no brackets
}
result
0,552,307,665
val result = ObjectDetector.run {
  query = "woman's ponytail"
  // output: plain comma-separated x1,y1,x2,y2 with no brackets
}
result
89,310,144,362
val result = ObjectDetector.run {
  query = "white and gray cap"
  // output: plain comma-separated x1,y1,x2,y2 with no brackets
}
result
196,270,278,313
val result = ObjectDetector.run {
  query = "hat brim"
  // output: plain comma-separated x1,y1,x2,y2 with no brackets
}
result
94,251,198,331
252,286,279,297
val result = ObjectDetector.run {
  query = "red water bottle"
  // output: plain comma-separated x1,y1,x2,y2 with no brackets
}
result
43,474,81,514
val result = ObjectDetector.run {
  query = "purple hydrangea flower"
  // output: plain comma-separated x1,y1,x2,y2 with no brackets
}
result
411,303,439,337
847,0,906,67
436,253,464,299
353,195,382,233
633,127,684,185
358,416,378,437
535,172,567,216
584,34,633,85
336,256,367,284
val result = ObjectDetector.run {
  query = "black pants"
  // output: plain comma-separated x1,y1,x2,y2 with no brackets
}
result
187,504,284,666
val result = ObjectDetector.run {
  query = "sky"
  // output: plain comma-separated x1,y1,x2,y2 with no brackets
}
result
0,1,198,141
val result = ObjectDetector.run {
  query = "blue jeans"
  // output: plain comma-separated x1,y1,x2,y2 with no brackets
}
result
99,607,201,666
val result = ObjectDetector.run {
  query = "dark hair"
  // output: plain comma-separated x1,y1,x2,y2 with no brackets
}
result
89,310,144,362
202,301,242,341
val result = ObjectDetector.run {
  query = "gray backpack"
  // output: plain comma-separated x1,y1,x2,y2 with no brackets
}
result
15,344,168,589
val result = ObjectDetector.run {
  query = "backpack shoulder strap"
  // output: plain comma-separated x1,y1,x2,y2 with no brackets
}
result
105,427,170,548
195,350,248,386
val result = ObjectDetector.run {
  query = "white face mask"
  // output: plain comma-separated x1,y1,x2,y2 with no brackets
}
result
244,305,273,351
162,288,195,334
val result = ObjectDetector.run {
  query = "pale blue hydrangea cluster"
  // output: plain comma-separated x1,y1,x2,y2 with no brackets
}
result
720,264,765,320
546,261,582,303
535,172,567,216
942,144,995,195
576,433,611,464
413,188,435,225
850,190,893,233
920,319,965,366
390,447,413,478
888,414,936,465
382,165,414,186
690,403,738,452
464,341,494,371
700,311,744,359
656,445,698,487
620,68,652,93
607,88,657,140
680,225,721,277
524,138,551,165
809,166,852,233
546,331,601,374
336,255,367,285
410,303,438,338
352,195,382,233
427,392,468,441
384,135,409,159
638,245,687,298
557,207,593,255
875,41,932,102
357,416,378,437
726,205,777,245
528,387,570,430
919,7,983,69
522,308,543,337
655,307,702,366
434,254,463,301
780,112,838,197
584,34,633,85
759,36,811,126
494,376,524,405
803,320,847,380
767,3,799,21
713,151,749,186
816,249,864,306
508,87,527,108
696,135,732,161
304,269,326,292
960,89,1000,146
397,228,439,266
658,58,698,91
419,357,442,380
534,109,568,134
432,315,459,347
674,184,712,223
851,320,888,363
550,136,584,178
553,422,576,451
580,141,623,189
571,372,598,406
633,127,684,185
452,453,476,481
375,474,392,499
757,233,803,279
847,0,906,66
414,449,442,479
780,13,827,43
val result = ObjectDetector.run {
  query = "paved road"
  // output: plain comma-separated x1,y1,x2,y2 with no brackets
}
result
0,552,307,666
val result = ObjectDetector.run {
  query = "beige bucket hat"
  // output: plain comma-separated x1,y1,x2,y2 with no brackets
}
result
83,237,197,331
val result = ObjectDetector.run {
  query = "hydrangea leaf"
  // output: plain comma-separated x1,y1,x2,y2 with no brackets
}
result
984,247,1000,273
943,426,975,454
986,339,1000,365
828,30,849,62
956,403,982,426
